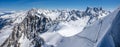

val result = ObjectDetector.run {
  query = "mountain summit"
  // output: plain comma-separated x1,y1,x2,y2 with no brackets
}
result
0,7,118,47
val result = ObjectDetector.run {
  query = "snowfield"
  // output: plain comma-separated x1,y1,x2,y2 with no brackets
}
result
40,7,120,47
1,7,120,47
58,16,89,37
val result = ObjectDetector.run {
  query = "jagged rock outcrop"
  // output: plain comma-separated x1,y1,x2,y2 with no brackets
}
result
0,8,54,47
0,7,110,47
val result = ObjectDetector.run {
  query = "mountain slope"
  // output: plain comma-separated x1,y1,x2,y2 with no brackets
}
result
0,7,111,47
53,7,120,47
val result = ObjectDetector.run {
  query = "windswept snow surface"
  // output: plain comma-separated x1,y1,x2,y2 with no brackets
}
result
39,16,90,46
40,7,119,47
57,8,120,47
19,33,32,47
58,16,89,37
0,11,27,46
0,7,112,47
96,7,120,47
0,25,13,46
40,32,62,46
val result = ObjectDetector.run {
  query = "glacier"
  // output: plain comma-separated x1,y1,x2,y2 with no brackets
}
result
0,7,120,47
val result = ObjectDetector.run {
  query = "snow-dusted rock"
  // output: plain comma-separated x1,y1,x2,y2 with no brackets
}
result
0,7,112,47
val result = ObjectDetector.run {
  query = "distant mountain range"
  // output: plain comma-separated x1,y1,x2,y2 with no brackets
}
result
0,7,120,47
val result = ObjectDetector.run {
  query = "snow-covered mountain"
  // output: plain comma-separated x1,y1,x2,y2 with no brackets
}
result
0,7,117,47
54,7,120,47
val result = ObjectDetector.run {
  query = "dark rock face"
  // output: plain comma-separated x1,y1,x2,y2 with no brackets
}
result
0,8,110,47
85,7,102,13
0,9,53,47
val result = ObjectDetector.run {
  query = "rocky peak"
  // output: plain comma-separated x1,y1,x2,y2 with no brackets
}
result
93,7,102,12
85,7,103,13
0,7,111,47
85,7,92,13
27,8,38,16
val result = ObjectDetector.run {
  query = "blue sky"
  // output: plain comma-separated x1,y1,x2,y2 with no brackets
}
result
0,0,120,10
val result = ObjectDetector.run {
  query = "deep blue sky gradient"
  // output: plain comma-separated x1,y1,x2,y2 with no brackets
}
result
0,0,120,10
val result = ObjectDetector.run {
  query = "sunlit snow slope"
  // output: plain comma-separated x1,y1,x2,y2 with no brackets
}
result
0,7,117,47
41,7,120,47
